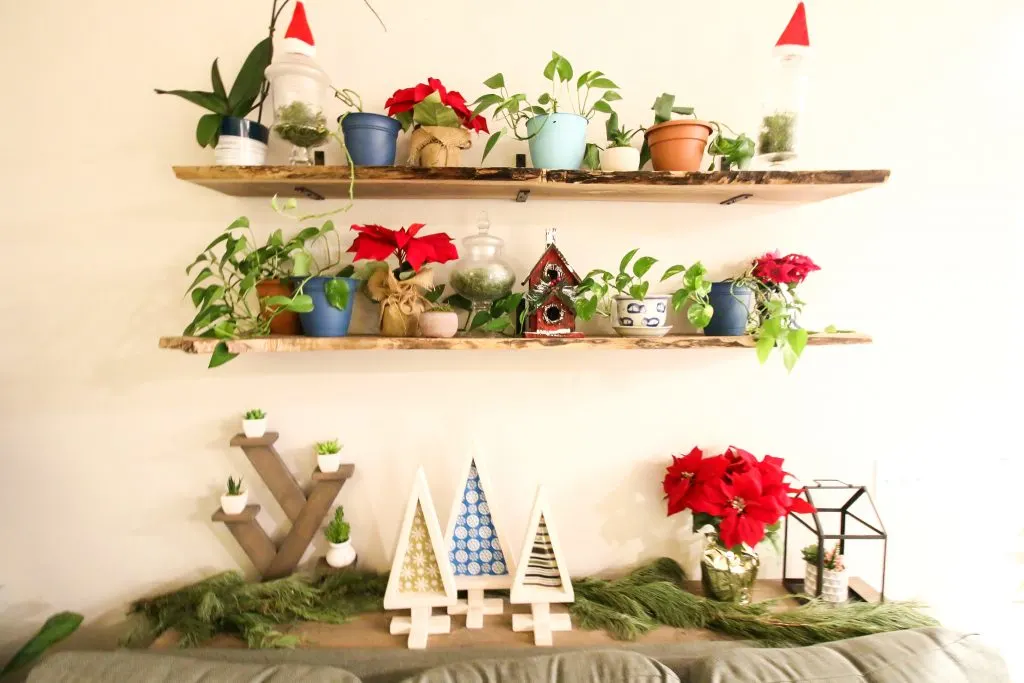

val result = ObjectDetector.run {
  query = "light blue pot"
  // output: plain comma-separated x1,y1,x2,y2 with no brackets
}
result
526,113,587,169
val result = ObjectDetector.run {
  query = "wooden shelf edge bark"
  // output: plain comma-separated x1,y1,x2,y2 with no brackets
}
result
173,166,889,204
161,333,871,355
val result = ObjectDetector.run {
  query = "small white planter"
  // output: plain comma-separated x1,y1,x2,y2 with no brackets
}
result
613,295,670,330
220,490,248,515
242,418,267,438
804,562,849,603
418,311,459,338
601,146,640,172
326,539,357,568
318,454,342,473
215,136,268,166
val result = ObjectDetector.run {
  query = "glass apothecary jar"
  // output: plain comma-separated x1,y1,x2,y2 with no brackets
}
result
755,4,810,169
450,213,516,333
264,43,330,165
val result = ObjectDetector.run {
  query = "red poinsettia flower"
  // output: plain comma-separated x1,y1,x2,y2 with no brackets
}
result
703,469,786,548
349,223,458,272
664,448,730,517
753,251,820,285
385,77,489,133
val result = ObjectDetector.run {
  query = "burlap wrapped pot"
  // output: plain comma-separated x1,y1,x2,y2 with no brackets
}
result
408,126,471,168
366,267,435,337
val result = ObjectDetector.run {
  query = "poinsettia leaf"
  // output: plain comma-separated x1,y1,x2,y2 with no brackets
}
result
324,279,351,311
413,99,461,128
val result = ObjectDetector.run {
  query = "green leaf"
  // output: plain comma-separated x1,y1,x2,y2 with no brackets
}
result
228,38,272,114
287,294,314,313
671,105,695,116
542,55,559,80
537,93,552,105
652,93,676,124
614,272,633,293
601,91,622,102
661,264,687,281
212,321,237,340
483,73,505,89
209,341,237,369
824,324,838,334
482,316,511,332
688,302,713,330
639,139,651,169
424,284,445,304
575,296,599,321
592,100,613,114
556,55,572,82
528,106,548,116
226,216,250,231
210,59,226,98
413,99,461,127
191,288,206,307
291,251,312,276
671,289,688,311
480,131,503,163
756,335,775,364
470,311,493,330
324,279,351,311
185,267,213,294
576,70,592,90
0,612,83,676
196,113,222,148
783,343,799,372
154,89,228,115
788,328,809,357
445,293,473,311
582,143,601,170
471,93,503,117
589,78,619,89
628,282,649,301
619,248,639,274
683,263,707,289
632,256,658,278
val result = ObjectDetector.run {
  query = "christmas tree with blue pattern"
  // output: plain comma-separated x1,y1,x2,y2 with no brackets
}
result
448,459,509,578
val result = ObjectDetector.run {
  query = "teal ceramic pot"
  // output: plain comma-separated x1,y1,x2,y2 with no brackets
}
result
526,113,587,169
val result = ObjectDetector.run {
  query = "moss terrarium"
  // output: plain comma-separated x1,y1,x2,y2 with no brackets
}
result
449,213,516,335
274,101,329,164
757,112,797,164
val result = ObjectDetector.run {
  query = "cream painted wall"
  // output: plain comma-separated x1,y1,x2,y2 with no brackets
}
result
1,0,1022,670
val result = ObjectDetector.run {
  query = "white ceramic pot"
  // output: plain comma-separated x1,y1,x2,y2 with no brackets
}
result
326,539,357,568
318,454,342,473
220,490,248,515
242,418,267,438
613,295,670,330
418,311,459,338
804,562,849,603
601,146,640,172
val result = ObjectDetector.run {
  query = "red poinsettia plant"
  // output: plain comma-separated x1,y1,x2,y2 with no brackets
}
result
348,223,458,274
663,446,814,550
385,78,489,133
729,251,821,371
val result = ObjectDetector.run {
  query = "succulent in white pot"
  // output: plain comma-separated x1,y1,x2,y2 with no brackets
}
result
242,408,267,438
315,439,343,473
418,304,459,338
802,543,849,603
324,506,357,568
599,113,643,172
220,476,248,515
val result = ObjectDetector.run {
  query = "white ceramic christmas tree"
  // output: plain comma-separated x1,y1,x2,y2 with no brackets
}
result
510,485,573,646
383,467,456,649
443,453,516,628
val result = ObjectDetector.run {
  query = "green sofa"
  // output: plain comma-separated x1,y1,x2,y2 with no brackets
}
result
28,628,1009,682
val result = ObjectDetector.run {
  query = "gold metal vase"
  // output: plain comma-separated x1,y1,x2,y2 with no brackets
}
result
700,532,760,604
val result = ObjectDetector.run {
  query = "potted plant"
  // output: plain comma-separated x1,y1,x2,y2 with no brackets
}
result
348,223,458,336
598,112,644,171
575,250,712,337
418,303,459,338
663,446,815,604
315,440,342,473
221,476,248,515
286,221,365,338
242,409,267,437
473,52,619,169
727,251,821,371
706,122,756,171
384,78,489,167
335,88,403,166
640,93,713,172
702,280,754,337
324,506,357,568
802,543,849,603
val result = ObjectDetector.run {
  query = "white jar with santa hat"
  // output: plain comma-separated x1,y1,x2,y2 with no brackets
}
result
755,2,810,169
265,2,331,165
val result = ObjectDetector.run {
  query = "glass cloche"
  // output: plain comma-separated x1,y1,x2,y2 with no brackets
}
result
450,212,516,332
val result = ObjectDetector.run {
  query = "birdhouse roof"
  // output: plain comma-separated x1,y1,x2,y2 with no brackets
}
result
522,244,581,286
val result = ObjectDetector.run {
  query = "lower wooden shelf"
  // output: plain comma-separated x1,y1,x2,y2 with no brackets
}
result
160,333,870,354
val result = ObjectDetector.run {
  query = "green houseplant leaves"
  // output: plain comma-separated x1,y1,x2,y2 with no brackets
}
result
1,612,83,677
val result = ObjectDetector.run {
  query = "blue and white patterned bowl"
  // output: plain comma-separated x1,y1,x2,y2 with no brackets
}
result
613,295,670,329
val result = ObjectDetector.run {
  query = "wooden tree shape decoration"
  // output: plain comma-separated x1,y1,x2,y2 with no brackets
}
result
510,485,574,646
443,454,516,628
212,433,353,580
384,467,457,649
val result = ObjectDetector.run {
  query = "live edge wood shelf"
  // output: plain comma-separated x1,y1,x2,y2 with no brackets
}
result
162,333,870,355
173,166,890,205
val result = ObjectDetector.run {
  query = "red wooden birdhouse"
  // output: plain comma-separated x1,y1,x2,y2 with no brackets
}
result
522,229,583,338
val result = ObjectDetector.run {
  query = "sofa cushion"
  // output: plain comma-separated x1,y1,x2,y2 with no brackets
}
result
689,628,1010,683
397,650,679,683
28,651,361,683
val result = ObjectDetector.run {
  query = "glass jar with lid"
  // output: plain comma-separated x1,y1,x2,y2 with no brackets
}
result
755,2,810,169
450,212,516,332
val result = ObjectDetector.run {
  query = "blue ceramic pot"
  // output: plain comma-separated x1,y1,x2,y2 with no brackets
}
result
704,282,753,336
295,276,359,337
340,113,401,166
526,113,587,169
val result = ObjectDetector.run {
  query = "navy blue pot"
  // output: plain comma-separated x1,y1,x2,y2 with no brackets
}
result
294,277,358,337
704,282,753,336
340,113,402,166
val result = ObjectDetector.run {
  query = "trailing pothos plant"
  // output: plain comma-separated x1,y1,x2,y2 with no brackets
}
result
472,51,620,162
706,122,755,171
574,249,713,329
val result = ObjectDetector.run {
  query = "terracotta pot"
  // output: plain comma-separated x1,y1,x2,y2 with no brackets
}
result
255,279,301,335
644,119,713,172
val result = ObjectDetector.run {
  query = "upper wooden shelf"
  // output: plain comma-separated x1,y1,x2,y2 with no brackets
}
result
160,333,870,355
173,166,890,205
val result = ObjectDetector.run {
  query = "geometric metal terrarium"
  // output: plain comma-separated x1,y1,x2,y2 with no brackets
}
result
782,479,888,603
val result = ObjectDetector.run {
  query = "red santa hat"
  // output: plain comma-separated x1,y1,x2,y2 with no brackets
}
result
775,2,810,55
282,2,316,58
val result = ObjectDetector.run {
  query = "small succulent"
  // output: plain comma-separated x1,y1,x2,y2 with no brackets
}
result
324,506,351,544
226,476,244,496
801,543,845,571
429,303,454,313
605,112,643,148
244,409,266,420
315,440,342,455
